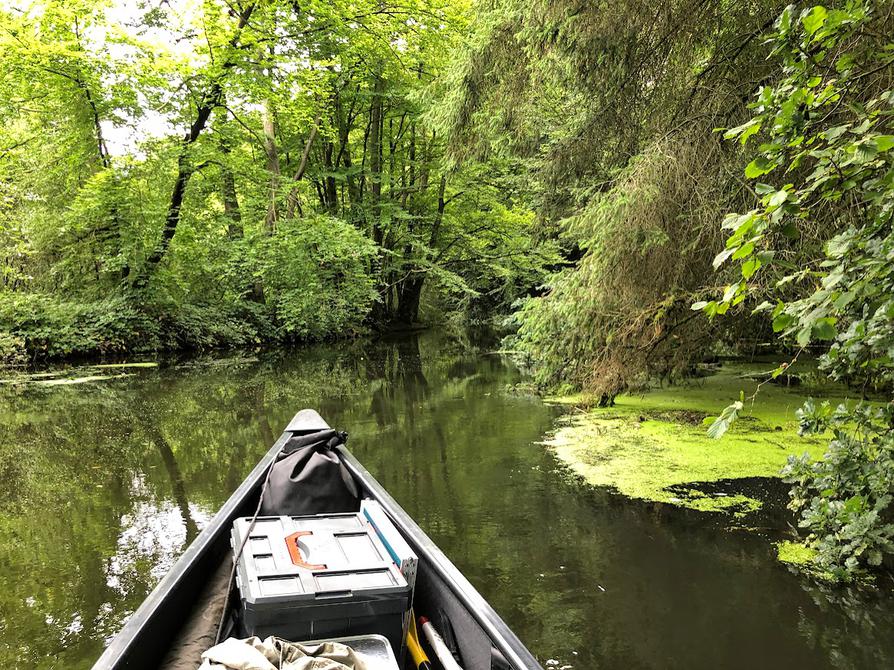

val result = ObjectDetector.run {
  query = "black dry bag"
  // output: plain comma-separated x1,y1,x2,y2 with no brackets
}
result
260,429,360,516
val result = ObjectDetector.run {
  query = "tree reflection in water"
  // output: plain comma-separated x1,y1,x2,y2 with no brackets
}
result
0,333,892,669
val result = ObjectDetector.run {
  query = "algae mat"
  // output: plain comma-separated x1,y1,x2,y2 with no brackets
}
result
545,362,853,514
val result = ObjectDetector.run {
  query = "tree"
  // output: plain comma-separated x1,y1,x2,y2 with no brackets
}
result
701,2,894,580
441,0,791,397
0,0,552,360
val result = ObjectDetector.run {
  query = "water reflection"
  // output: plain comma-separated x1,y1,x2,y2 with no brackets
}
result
0,333,892,669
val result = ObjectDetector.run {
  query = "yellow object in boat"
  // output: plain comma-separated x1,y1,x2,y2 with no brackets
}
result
407,610,432,670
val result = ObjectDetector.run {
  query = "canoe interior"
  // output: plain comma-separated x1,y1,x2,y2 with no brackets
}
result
91,430,542,670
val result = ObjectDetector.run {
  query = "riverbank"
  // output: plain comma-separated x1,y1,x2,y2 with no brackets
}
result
543,360,850,515
0,291,377,366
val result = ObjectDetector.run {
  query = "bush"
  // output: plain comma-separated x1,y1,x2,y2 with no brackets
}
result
0,293,157,359
252,216,379,340
702,2,894,580
0,217,381,361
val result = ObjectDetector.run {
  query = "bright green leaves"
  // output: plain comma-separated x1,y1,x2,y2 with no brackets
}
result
742,257,761,279
724,119,762,145
777,4,795,34
801,6,828,38
744,156,776,178
697,0,894,579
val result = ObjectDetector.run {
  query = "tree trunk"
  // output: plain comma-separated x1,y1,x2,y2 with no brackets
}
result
262,100,281,232
369,72,384,245
71,18,110,169
430,174,447,247
393,174,447,325
221,165,242,238
395,276,424,324
285,123,318,218
218,131,242,238
368,71,389,324
322,140,338,212
134,4,255,287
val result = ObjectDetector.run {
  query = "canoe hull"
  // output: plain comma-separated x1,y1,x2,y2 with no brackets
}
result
92,425,542,670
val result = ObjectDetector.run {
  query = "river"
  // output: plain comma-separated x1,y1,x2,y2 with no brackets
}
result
0,333,892,669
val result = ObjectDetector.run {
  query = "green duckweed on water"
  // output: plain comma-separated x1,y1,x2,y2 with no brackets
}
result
777,541,817,566
544,361,855,515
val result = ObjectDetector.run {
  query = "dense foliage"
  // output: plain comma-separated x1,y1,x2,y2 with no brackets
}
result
700,3,894,580
3,0,893,581
442,0,790,399
0,0,553,361
447,0,893,579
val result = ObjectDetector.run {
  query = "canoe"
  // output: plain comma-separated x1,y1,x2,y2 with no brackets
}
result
92,410,543,670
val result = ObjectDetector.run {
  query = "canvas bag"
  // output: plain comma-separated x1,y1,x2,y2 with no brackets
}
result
260,429,360,516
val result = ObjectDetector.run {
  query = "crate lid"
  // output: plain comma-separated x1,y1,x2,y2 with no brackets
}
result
232,513,410,606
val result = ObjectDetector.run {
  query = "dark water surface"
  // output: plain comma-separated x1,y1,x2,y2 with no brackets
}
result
1,334,892,669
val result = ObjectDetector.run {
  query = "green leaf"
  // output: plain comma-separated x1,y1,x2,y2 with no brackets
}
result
706,400,744,439
801,6,828,37
811,318,837,340
742,257,762,279
732,242,755,260
745,157,776,179
781,222,800,239
876,135,894,152
833,291,855,309
855,142,878,163
713,247,735,269
724,119,762,145
768,189,788,207
773,312,795,332
777,5,794,33
796,325,812,347
825,232,851,257
823,125,849,141
722,282,742,303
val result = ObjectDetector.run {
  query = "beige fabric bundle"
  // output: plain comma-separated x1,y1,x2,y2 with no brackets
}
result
200,636,369,670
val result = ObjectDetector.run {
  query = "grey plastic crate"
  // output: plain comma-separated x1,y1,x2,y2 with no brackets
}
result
231,513,411,653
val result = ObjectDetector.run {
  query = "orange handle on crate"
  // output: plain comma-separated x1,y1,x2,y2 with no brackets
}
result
284,531,327,570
